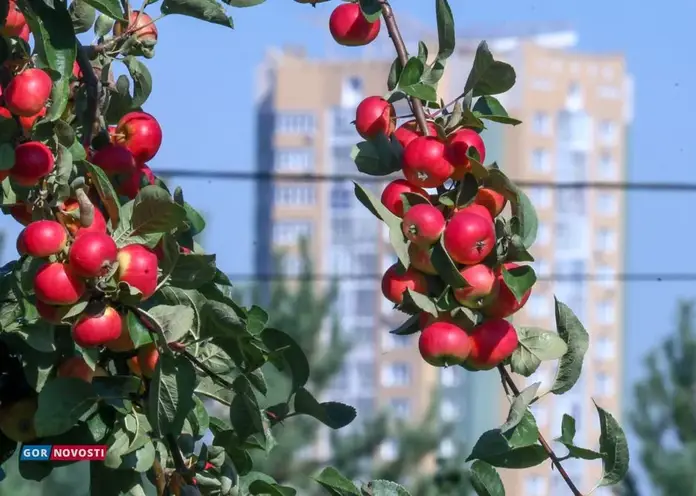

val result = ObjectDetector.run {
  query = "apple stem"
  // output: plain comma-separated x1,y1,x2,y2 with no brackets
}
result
497,365,583,496
378,1,431,138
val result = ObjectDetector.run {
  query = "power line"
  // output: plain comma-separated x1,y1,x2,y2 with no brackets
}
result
225,272,696,282
154,169,696,191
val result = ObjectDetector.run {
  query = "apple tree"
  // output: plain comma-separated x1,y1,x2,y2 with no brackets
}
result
0,0,630,495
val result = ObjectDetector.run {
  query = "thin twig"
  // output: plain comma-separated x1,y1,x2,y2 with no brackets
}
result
379,1,430,137
165,433,188,475
75,40,100,147
497,365,583,496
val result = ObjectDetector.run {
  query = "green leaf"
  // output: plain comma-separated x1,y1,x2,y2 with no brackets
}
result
387,57,402,91
505,410,538,448
123,57,152,109
551,298,589,395
69,0,96,34
226,0,266,6
249,480,296,496
83,0,126,21
201,300,246,338
510,327,568,377
169,254,217,289
501,264,536,302
431,237,468,288
500,382,539,433
467,429,548,468
402,288,438,317
358,0,381,23
313,467,360,495
183,202,206,235
130,185,187,235
262,328,310,394
469,461,504,496
94,14,115,37
14,320,56,353
125,311,153,348
84,161,121,229
229,377,268,442
473,96,522,125
35,378,98,437
352,181,399,225
293,388,356,429
24,0,77,121
246,305,268,335
149,305,194,343
396,57,439,102
463,41,517,97
435,0,455,60
369,480,411,495
351,137,401,177
0,143,15,171
390,314,420,335
595,402,629,486
559,414,576,444
160,0,234,28
147,352,197,437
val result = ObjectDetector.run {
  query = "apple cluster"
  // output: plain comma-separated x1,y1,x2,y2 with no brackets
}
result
325,3,533,372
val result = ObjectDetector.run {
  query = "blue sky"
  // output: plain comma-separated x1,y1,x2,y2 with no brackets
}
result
1,0,694,490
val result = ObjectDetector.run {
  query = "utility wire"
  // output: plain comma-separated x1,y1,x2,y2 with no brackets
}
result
154,169,696,191
224,272,696,282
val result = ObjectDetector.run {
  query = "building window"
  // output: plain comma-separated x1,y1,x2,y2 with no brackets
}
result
599,120,617,144
595,228,616,252
595,372,613,396
598,152,617,178
533,112,551,135
275,112,315,134
599,85,620,99
531,148,550,172
332,146,355,174
275,148,314,171
597,192,617,215
355,397,374,419
596,300,615,325
356,361,374,389
390,398,411,419
531,79,553,91
441,367,460,387
439,438,456,458
595,335,615,361
355,289,375,317
596,265,616,287
382,333,411,351
331,185,352,210
380,439,399,461
273,185,316,206
381,362,411,387
441,399,458,421
524,475,545,496
528,294,550,318
341,76,363,108
536,222,550,245
528,186,551,208
272,221,312,245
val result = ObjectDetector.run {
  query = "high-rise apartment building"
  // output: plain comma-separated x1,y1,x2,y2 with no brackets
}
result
254,26,632,494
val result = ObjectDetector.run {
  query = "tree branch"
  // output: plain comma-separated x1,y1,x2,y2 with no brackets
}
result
498,365,583,496
75,40,100,147
379,1,430,137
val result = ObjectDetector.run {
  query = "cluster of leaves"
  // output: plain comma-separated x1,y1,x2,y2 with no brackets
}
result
347,0,630,494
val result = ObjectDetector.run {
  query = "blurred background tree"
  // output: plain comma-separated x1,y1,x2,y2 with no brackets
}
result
628,300,696,495
247,238,472,495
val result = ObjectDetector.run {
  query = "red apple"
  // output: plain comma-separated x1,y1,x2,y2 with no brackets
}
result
57,198,108,238
105,321,135,352
4,68,52,117
68,231,118,278
35,299,69,324
115,112,163,162
380,179,428,218
402,136,455,188
10,141,55,186
91,144,137,176
22,220,68,258
72,306,123,348
354,96,395,140
56,356,106,383
18,107,46,133
1,2,26,38
474,187,507,218
452,264,499,309
484,262,533,319
408,243,437,275
117,163,156,199
394,120,438,150
447,129,487,180
116,244,158,299
329,3,380,47
113,11,158,43
466,319,519,370
128,343,159,378
418,321,472,367
401,203,446,247
443,210,495,265
381,263,428,305
34,262,85,305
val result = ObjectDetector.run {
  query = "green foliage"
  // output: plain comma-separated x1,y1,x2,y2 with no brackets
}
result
630,301,696,495
0,0,631,495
